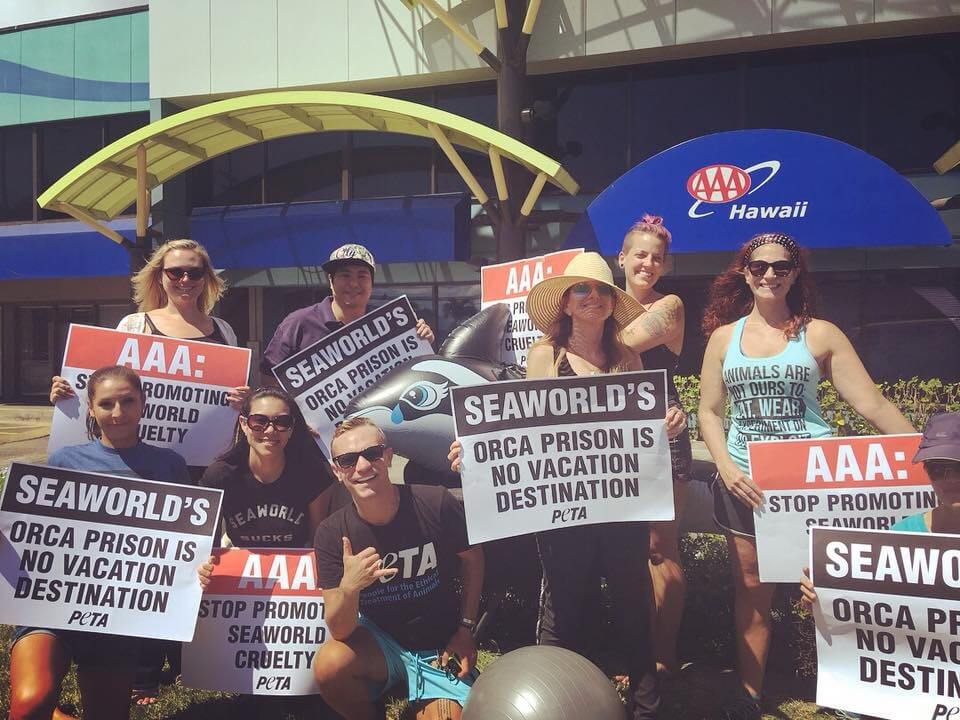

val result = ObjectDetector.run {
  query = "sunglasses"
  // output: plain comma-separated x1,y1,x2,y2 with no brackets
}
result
242,413,295,432
332,444,387,469
569,282,614,298
745,260,795,278
924,460,960,481
163,266,206,281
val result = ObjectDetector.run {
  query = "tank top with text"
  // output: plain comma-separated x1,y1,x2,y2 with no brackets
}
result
722,316,831,472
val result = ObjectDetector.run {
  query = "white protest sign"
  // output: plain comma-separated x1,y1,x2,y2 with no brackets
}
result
451,370,673,544
182,548,326,695
750,434,935,582
810,527,960,720
48,324,251,466
271,296,432,457
480,249,582,366
0,462,222,641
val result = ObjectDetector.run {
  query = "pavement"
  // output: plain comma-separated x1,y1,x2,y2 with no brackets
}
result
0,404,54,467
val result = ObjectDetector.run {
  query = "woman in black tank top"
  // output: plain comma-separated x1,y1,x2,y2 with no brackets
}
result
524,253,659,720
618,214,693,679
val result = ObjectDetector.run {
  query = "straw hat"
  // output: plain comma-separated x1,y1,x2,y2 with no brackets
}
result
526,252,644,334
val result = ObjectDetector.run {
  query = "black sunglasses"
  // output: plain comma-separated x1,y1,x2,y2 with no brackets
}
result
332,444,387,469
243,413,295,432
924,460,960,481
569,282,614,298
163,266,206,281
745,260,795,278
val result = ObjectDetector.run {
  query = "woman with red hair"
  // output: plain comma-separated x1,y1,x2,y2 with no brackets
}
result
698,232,913,720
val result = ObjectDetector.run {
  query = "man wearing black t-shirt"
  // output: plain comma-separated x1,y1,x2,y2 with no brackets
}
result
312,418,484,720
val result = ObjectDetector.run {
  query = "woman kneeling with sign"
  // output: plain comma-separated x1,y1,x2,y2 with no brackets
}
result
9,365,189,720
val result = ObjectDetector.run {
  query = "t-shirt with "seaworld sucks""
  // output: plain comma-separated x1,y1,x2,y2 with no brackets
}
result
722,316,831,473
313,484,469,651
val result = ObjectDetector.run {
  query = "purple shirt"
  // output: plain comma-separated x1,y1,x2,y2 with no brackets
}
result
260,297,345,374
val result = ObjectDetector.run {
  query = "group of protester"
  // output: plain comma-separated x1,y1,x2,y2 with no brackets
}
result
4,222,957,720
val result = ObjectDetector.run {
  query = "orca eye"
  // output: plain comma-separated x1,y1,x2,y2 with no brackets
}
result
400,381,448,412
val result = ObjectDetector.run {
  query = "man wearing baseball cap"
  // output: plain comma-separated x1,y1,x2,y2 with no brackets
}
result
260,243,435,376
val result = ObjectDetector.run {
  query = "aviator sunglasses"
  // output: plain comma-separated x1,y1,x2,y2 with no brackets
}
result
332,444,387,469
242,413,295,432
569,282,614,298
163,266,207,281
745,260,795,278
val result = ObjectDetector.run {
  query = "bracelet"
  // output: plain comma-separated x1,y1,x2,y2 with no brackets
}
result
459,616,476,631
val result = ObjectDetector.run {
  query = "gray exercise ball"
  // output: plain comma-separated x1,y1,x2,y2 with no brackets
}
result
462,645,626,720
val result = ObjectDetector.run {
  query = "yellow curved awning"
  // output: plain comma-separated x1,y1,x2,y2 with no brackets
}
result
37,90,579,227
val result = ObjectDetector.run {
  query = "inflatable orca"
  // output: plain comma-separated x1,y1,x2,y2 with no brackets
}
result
344,305,524,478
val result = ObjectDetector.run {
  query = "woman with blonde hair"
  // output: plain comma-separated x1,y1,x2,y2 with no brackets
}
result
50,239,247,405
48,239,249,705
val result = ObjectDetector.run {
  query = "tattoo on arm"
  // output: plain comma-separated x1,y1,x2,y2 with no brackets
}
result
637,298,682,339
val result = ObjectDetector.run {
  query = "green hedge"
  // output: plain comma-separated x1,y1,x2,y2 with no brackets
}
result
675,375,960,440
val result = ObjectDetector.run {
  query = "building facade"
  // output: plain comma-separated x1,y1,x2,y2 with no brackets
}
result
1,1,959,399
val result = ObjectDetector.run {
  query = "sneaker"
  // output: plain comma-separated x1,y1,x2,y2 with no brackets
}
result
709,692,762,720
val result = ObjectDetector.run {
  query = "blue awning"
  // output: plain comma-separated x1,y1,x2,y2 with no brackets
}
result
566,130,952,254
0,219,133,280
191,193,471,270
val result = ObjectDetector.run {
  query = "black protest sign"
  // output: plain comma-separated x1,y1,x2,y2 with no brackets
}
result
0,462,223,641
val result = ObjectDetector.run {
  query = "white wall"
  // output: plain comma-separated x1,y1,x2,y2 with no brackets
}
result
149,0,960,100
0,0,144,30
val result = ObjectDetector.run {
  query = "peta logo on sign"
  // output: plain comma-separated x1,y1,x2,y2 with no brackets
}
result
686,160,808,221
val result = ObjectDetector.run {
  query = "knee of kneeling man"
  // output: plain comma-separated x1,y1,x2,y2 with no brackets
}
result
312,642,351,687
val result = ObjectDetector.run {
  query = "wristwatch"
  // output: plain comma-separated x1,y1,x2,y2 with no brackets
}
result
459,616,477,631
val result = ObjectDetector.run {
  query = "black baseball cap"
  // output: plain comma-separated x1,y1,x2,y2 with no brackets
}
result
913,412,960,463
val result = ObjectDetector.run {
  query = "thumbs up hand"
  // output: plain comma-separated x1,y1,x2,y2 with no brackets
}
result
340,536,398,594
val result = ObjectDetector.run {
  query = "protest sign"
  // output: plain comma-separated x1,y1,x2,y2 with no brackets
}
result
48,324,251,466
0,461,222,641
271,296,432,456
810,527,960,720
480,249,582,366
182,548,326,695
750,434,935,582
451,370,673,544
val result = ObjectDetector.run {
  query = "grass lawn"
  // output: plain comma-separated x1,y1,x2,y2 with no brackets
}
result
0,624,837,719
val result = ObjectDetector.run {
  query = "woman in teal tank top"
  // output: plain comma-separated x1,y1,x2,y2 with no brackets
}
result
697,233,915,720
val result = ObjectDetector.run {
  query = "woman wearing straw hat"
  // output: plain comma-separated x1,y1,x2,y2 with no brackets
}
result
516,251,663,719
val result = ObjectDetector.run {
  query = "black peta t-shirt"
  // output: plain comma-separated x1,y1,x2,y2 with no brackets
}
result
314,484,469,651
201,459,328,548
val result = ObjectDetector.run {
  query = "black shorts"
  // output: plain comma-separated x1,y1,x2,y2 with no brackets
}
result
711,474,757,537
11,626,139,671
669,428,693,482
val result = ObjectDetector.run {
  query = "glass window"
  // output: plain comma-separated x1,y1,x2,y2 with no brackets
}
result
265,133,343,203
863,34,960,172
40,118,104,219
531,71,629,194
190,144,265,209
17,306,54,397
0,126,34,222
98,303,131,329
631,56,742,161
436,82,496,195
437,284,480,344
106,112,150,145
744,44,861,145
352,131,432,199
